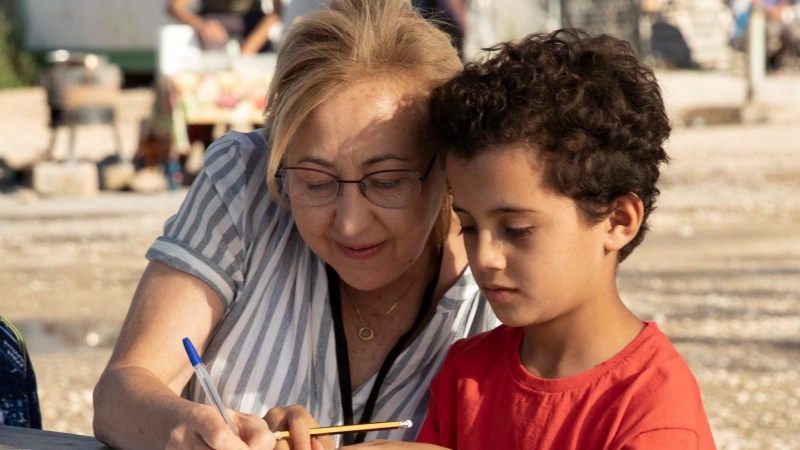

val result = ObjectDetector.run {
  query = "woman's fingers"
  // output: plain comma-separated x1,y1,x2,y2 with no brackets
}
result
193,407,246,450
266,405,311,450
310,439,326,450
311,436,336,450
236,412,278,450
166,405,268,450
264,405,335,450
263,405,289,450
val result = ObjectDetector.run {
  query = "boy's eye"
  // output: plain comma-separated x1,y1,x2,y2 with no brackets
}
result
506,227,531,238
458,226,478,236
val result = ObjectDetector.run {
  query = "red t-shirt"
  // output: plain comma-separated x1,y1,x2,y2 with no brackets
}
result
416,322,716,450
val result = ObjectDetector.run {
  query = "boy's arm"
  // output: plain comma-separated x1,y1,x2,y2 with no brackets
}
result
414,393,441,444
414,337,473,448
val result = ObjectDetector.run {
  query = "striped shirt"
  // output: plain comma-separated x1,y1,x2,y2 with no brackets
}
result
146,131,498,443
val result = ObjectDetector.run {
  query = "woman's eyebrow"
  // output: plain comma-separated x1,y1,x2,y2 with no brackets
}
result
360,154,410,167
293,153,409,168
294,155,335,168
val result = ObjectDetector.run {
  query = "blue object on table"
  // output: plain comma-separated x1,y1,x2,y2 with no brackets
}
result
0,315,42,429
166,159,183,190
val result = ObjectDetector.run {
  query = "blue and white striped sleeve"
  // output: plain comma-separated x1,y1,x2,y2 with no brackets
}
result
146,134,253,309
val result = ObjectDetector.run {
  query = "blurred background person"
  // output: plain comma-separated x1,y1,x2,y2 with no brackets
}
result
727,0,800,70
412,0,467,54
167,0,283,54
163,0,289,176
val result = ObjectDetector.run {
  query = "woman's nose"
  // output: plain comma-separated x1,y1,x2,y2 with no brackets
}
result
471,232,506,272
333,183,374,236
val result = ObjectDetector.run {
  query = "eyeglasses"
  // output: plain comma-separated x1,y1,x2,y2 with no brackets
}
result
275,155,438,209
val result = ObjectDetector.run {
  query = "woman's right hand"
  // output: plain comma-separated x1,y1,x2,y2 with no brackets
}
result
166,405,277,450
264,405,336,450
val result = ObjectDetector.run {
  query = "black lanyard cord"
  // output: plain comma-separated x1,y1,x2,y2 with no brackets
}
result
327,248,442,445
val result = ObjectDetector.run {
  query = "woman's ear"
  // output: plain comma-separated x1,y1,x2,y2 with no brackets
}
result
604,193,644,253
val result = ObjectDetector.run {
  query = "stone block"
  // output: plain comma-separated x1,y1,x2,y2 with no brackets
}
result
100,161,135,191
129,167,167,193
32,161,99,196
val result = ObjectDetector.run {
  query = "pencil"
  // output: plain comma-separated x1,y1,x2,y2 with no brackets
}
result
274,420,412,440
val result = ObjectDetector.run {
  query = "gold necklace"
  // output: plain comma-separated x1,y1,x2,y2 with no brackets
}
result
344,259,430,342
346,285,399,342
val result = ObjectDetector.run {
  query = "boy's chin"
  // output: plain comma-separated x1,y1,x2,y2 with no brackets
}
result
491,306,545,328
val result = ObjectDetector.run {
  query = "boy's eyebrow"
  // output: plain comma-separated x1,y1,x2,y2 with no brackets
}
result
452,204,469,214
452,204,538,215
493,206,539,214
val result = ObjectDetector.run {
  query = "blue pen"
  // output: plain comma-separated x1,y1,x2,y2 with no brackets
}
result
182,337,238,434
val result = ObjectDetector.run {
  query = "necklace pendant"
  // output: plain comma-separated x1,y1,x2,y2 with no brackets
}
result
358,327,375,342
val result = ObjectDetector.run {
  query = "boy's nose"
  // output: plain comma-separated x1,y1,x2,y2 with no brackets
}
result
471,233,506,272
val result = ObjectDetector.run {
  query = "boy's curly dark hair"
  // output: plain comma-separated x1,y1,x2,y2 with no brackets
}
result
430,28,671,262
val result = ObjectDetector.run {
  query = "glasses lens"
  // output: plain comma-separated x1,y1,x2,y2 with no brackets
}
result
283,169,338,205
362,171,421,208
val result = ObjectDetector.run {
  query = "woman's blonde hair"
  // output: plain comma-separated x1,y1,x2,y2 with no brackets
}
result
263,0,462,245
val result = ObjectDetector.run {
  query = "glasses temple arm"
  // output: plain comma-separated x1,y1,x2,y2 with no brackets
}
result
419,154,439,181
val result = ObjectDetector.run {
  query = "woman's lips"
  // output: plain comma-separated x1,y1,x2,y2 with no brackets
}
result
336,241,386,260
481,285,517,304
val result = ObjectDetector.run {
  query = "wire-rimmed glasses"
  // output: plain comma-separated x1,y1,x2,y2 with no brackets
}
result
275,155,438,209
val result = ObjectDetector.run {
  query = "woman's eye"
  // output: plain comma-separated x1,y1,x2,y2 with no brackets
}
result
367,176,407,190
506,227,531,238
374,180,401,189
305,181,336,191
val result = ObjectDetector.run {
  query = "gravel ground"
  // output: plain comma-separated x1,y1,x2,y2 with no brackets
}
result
1,71,799,448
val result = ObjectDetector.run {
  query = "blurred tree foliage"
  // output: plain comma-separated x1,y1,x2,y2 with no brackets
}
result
0,11,38,89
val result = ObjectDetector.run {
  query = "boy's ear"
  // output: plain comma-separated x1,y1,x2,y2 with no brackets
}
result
604,193,644,253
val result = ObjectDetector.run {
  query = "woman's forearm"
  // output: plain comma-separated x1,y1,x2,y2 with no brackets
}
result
93,365,195,450
94,360,277,450
93,261,231,449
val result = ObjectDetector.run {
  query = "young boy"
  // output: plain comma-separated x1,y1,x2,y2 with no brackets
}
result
416,29,716,449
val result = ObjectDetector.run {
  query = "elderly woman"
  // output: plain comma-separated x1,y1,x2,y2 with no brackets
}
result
92,0,496,449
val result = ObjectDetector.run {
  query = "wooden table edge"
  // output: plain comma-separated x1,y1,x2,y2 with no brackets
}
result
0,426,111,450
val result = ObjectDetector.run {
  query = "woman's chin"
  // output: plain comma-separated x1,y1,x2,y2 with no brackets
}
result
333,261,419,293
